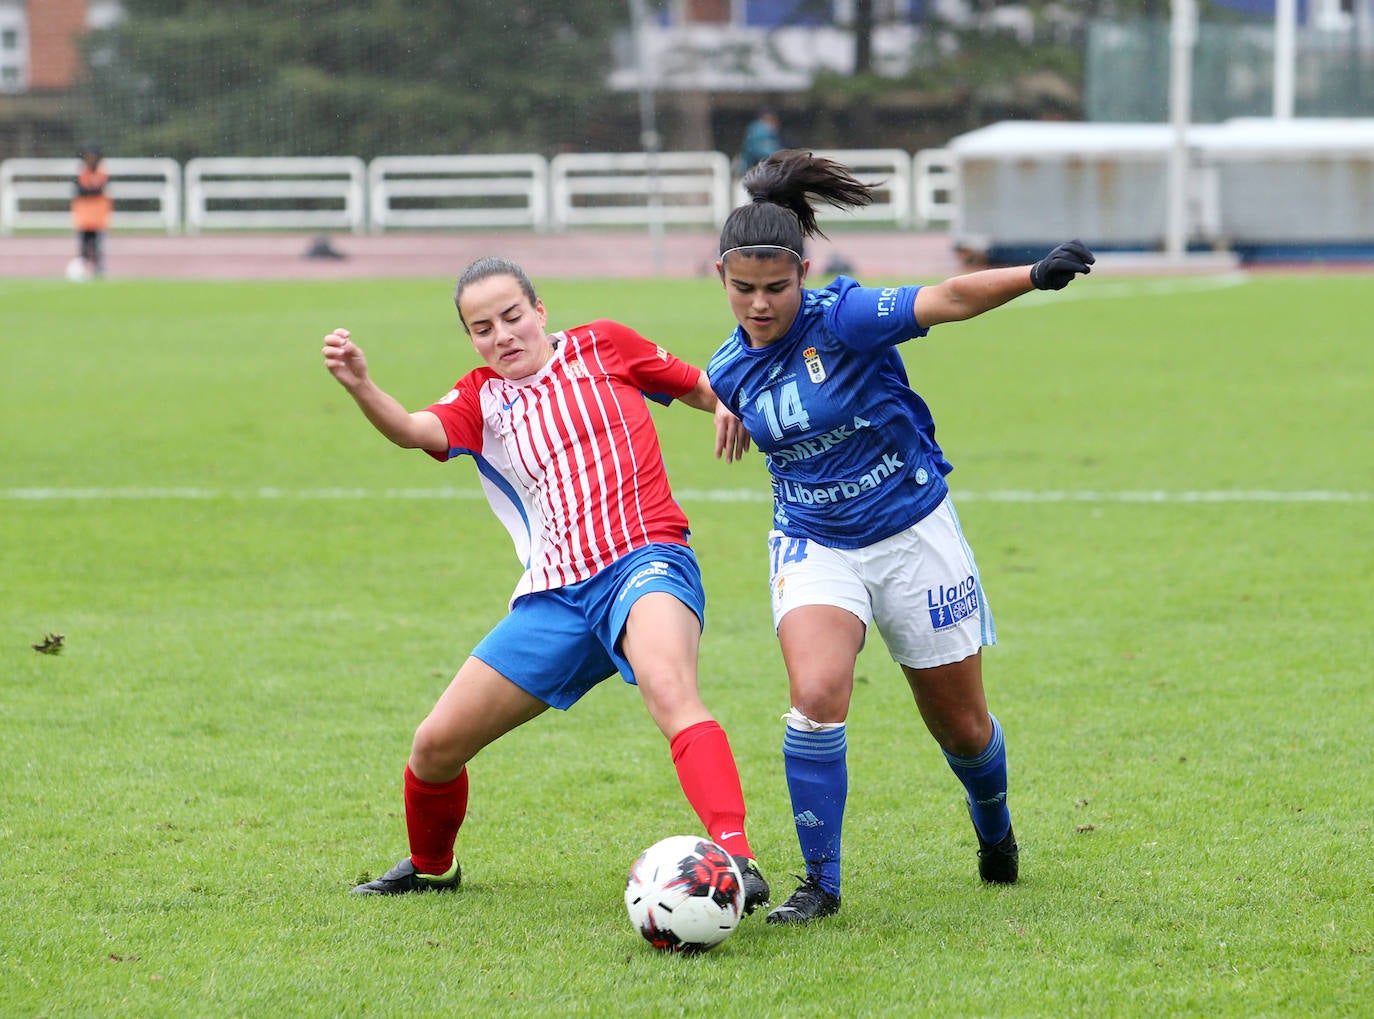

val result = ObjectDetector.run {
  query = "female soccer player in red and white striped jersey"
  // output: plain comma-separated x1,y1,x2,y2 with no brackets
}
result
323,256,769,912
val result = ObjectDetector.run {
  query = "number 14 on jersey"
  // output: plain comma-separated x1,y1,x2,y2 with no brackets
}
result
754,382,811,441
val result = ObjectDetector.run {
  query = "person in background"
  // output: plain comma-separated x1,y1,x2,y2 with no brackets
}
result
737,109,783,177
322,256,770,914
707,150,1095,924
71,143,113,277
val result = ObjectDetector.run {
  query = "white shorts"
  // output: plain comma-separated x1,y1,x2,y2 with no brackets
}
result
767,497,995,669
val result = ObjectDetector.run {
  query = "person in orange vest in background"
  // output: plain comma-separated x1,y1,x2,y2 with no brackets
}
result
72,143,113,277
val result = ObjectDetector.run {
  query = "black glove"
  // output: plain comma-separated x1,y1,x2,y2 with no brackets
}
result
1030,239,1095,291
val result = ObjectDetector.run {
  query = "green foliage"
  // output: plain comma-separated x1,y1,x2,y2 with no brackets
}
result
810,2,1090,123
2,272,1372,1016
83,0,637,161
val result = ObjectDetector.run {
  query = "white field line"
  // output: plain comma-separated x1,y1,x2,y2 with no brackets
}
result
1,487,1367,504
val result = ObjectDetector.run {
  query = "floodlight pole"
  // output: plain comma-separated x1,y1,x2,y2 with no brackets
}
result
1274,0,1297,119
1166,0,1196,260
629,0,665,274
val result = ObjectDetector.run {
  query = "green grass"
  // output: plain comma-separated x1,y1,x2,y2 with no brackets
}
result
2,270,1371,1017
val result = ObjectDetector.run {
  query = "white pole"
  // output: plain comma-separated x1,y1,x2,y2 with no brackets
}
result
1274,0,1297,119
628,0,665,274
1166,0,1196,260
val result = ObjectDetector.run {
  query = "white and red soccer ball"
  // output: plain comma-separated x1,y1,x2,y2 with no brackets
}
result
624,835,743,954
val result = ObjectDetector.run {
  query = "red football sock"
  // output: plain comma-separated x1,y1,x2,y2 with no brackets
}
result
404,765,469,876
669,720,753,859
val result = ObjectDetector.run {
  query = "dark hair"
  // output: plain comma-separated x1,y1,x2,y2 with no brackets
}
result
454,256,538,332
719,150,874,258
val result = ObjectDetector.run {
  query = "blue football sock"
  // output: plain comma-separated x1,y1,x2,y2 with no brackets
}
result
943,714,1011,844
783,723,847,898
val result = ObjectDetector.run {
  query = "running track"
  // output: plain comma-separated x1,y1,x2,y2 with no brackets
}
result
0,230,966,281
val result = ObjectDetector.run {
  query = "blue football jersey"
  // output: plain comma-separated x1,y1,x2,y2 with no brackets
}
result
707,276,953,549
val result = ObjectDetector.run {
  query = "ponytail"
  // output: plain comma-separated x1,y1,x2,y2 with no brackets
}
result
719,150,875,258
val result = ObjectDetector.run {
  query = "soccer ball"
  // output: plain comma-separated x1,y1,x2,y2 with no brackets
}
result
65,257,90,282
624,835,743,954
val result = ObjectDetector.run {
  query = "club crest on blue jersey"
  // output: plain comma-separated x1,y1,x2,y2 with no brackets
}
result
802,346,826,384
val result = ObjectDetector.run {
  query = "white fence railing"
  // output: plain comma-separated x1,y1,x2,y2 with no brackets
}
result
5,124,1373,255
912,148,956,225
0,150,927,234
368,154,549,231
814,149,914,227
549,151,733,229
184,157,368,234
0,157,181,235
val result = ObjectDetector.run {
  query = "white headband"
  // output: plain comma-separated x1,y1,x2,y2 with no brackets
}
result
719,244,802,263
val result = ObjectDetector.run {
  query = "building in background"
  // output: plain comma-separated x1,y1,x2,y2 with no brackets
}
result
0,0,122,156
616,0,1374,150
614,1,915,152
1214,0,1371,31
3,1,1372,159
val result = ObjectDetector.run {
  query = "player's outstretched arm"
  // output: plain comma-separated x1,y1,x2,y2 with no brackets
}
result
679,370,751,463
914,239,1095,328
673,369,750,462
321,328,447,452
713,400,750,463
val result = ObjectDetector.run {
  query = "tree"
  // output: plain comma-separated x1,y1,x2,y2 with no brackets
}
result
852,0,875,75
81,0,639,161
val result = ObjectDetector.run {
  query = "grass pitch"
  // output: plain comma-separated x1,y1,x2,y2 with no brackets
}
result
2,269,1371,1017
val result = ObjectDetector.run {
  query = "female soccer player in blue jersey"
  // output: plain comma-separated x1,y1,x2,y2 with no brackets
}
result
707,151,1094,924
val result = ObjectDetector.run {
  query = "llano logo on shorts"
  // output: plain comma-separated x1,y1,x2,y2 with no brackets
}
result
928,575,978,631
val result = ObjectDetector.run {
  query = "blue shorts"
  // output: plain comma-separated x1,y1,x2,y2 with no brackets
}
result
471,543,706,710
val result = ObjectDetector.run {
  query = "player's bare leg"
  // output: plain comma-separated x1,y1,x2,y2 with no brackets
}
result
766,605,864,923
412,656,550,780
903,651,1018,883
623,591,769,912
352,658,548,895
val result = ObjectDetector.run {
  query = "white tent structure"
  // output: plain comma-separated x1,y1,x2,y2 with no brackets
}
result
943,0,1374,269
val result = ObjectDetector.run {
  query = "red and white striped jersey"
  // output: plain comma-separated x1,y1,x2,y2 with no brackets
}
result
425,319,701,603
